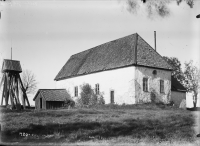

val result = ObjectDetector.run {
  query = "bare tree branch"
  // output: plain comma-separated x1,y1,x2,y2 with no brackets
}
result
21,70,37,95
183,60,200,108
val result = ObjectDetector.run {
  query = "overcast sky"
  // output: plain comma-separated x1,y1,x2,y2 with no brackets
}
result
0,0,200,105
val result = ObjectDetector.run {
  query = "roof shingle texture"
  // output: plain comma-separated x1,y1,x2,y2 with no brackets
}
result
55,33,172,81
2,59,22,73
33,89,73,101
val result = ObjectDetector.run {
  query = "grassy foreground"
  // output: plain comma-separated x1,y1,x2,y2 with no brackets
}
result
0,104,199,145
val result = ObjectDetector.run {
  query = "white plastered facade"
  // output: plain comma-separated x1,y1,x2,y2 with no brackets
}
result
56,66,171,105
135,66,171,104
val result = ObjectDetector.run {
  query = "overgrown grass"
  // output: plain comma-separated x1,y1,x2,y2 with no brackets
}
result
0,104,198,145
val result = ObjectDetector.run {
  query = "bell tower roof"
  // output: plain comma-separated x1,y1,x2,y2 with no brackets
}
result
1,59,22,73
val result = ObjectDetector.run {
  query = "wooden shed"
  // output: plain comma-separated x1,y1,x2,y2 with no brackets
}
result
33,89,74,110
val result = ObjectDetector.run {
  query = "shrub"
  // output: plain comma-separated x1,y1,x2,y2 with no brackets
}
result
77,83,105,107
63,90,75,108
64,100,75,109
80,83,93,106
150,89,164,104
97,94,105,105
150,91,156,103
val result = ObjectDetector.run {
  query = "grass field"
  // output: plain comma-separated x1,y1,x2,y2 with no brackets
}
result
0,103,199,145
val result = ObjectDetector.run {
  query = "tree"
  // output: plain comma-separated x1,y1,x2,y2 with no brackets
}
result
125,0,194,18
183,60,200,108
21,70,37,95
80,83,93,106
78,83,105,107
163,56,184,84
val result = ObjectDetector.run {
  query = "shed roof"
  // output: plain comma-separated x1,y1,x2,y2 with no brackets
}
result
2,59,22,73
55,33,172,81
171,76,186,92
33,89,73,101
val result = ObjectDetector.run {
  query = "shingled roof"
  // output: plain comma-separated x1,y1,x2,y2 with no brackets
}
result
171,76,186,92
55,33,172,81
2,59,22,73
33,89,73,101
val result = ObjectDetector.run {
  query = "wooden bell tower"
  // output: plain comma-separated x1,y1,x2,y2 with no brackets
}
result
0,59,30,110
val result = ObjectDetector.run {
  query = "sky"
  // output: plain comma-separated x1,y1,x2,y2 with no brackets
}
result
0,0,200,105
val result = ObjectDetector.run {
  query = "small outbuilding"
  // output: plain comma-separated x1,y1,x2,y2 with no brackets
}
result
33,89,74,110
171,76,187,107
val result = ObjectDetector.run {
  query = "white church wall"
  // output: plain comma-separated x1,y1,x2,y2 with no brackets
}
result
135,66,171,104
56,66,136,105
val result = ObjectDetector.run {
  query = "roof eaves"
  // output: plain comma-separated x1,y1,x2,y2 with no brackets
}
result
54,56,74,80
33,90,41,101
55,63,173,82
55,64,136,81
135,64,173,71
171,89,187,93
177,89,187,92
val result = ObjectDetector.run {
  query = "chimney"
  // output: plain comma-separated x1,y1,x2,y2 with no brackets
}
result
154,31,156,52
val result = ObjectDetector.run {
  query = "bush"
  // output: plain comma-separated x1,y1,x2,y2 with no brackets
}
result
80,83,93,106
98,94,105,105
63,90,75,109
77,83,105,107
64,100,75,109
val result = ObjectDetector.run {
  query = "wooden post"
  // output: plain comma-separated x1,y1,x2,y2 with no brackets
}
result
0,75,5,105
5,73,8,106
1,79,5,105
16,77,21,110
21,91,26,109
1,91,4,105
0,74,5,89
18,74,26,109
10,79,16,106
24,93,30,107
15,76,20,104
9,75,14,108
11,75,21,110
11,87,18,109
1,74,6,105
18,74,30,107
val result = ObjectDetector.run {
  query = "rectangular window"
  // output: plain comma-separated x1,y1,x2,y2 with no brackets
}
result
74,86,78,97
110,90,114,104
143,78,148,92
160,80,164,93
95,83,100,95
